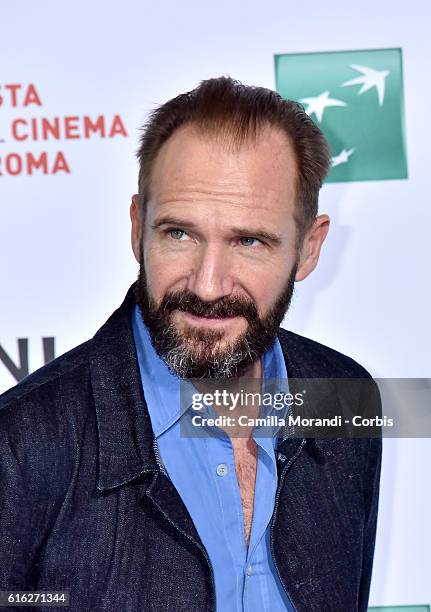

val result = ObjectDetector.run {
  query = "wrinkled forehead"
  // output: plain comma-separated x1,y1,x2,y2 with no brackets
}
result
148,122,298,210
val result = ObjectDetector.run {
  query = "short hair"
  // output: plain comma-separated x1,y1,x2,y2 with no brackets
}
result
136,76,331,247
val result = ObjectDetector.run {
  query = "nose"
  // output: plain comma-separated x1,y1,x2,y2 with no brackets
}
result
186,243,234,302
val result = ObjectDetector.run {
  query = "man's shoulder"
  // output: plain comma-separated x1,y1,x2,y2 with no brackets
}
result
277,327,382,481
0,339,92,419
0,339,97,517
277,327,373,379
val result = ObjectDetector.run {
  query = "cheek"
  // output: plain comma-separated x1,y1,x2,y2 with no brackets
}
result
143,243,189,301
241,264,293,313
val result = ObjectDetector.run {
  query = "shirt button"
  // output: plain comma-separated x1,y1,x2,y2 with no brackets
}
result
246,565,253,577
216,463,228,476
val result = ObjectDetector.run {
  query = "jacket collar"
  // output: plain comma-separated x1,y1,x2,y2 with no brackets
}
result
90,283,159,491
90,283,331,491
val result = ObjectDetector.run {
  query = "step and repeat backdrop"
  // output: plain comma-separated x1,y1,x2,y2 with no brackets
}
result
1,1,430,609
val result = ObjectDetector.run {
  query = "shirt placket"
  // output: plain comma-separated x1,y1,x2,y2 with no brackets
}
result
207,433,247,611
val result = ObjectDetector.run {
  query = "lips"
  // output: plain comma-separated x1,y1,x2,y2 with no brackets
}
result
180,311,238,326
191,313,234,319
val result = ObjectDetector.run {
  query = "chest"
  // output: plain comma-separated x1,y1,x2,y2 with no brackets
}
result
231,437,258,544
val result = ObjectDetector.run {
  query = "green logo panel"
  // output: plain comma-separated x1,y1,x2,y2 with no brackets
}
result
274,48,408,182
369,607,430,612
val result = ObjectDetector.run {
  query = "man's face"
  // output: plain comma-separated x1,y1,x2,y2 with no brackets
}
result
131,124,316,379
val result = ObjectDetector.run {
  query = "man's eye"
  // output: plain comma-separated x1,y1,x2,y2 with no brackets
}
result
168,229,188,240
239,237,261,247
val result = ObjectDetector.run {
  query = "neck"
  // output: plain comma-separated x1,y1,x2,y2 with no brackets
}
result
191,358,263,440
241,357,262,380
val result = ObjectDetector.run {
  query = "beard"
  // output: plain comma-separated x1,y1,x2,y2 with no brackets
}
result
135,259,298,380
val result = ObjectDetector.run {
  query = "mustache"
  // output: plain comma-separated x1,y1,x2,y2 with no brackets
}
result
158,290,259,322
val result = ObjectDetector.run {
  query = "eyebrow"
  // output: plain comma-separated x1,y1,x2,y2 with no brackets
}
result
152,216,283,246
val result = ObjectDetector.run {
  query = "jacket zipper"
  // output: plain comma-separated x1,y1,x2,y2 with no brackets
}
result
150,437,217,612
270,437,306,611
152,437,168,476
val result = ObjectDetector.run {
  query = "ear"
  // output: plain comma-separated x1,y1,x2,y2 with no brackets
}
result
295,214,330,282
130,194,143,263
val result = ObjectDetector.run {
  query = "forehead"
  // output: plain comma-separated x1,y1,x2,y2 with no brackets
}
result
149,123,298,214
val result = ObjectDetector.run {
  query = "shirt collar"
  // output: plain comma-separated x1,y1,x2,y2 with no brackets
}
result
132,304,288,442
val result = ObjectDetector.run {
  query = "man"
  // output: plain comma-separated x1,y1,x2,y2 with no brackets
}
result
0,77,381,611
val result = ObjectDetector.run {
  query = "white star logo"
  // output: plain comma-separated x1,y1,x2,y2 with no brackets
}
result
341,64,390,107
331,148,355,167
299,90,347,123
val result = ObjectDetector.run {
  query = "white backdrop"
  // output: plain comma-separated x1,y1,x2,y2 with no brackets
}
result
1,0,430,607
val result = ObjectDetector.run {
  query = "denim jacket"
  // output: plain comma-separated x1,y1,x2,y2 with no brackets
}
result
0,284,381,612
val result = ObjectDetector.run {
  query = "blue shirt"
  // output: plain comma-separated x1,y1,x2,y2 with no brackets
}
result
132,305,295,611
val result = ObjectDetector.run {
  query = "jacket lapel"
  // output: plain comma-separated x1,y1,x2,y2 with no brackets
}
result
89,283,205,545
274,328,361,611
